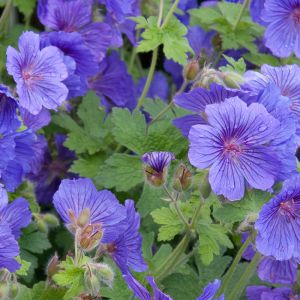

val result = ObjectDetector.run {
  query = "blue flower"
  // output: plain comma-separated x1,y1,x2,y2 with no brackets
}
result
247,286,297,300
255,175,300,260
6,31,69,115
261,0,300,58
38,0,111,61
89,52,136,111
188,97,280,200
104,200,147,273
53,178,127,246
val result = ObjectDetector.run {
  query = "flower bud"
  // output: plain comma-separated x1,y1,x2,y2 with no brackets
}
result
193,68,223,89
0,281,9,299
184,59,200,81
221,71,244,89
173,164,192,192
43,213,60,227
84,270,101,296
199,173,211,199
8,282,19,299
93,263,114,288
47,254,60,278
238,213,258,233
37,219,48,233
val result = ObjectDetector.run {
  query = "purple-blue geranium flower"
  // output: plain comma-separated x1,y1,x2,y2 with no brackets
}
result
123,273,172,300
197,279,224,300
173,83,240,137
38,0,111,62
177,0,198,25
0,223,20,272
53,178,127,244
89,51,136,111
40,31,99,99
188,97,280,200
141,152,175,173
136,72,169,102
257,257,298,285
28,134,75,205
0,186,31,239
103,199,148,273
255,174,300,260
244,64,300,135
6,31,68,115
247,286,297,300
261,0,300,58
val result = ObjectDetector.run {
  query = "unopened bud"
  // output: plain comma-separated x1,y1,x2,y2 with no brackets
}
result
77,208,91,228
37,219,48,233
173,164,193,192
8,282,19,299
184,60,200,81
43,214,60,227
238,213,258,233
84,270,101,296
221,71,244,89
93,263,114,288
199,173,211,199
47,254,60,278
193,68,223,89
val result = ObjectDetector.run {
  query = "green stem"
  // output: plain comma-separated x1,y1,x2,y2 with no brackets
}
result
217,233,253,297
190,192,204,229
149,79,188,125
154,233,191,282
0,0,13,34
227,252,261,300
157,0,164,27
128,29,141,73
136,47,158,109
163,186,190,229
232,0,251,31
161,0,180,29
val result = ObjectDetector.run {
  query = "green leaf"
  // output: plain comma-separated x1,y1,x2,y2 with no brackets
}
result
16,257,31,276
162,272,200,300
112,108,187,155
244,52,280,67
197,222,233,265
13,0,36,18
133,16,192,64
219,55,246,74
137,183,167,217
16,282,66,300
95,154,144,192
218,2,242,26
19,225,51,254
161,17,193,65
213,190,272,224
151,207,184,241
70,153,106,178
189,7,222,28
53,92,111,155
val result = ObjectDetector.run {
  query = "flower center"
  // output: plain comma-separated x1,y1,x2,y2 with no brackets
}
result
279,199,299,220
224,141,242,156
292,8,300,25
22,70,32,81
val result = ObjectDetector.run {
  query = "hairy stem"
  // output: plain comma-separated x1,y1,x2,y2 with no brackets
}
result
161,0,180,29
227,252,261,300
154,233,191,282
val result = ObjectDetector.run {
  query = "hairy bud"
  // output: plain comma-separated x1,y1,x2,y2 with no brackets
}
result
47,254,60,278
221,71,244,89
184,59,200,81
193,68,223,89
173,164,193,191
